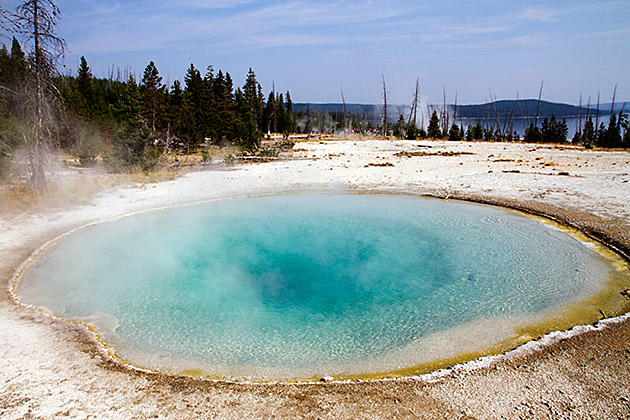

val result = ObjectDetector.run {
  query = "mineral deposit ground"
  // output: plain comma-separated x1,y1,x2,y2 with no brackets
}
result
1,139,629,419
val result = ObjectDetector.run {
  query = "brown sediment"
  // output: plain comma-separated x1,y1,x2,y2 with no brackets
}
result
1,139,630,419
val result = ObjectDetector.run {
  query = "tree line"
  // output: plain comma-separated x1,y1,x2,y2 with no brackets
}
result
59,58,299,165
2,41,299,170
389,107,628,146
1,1,301,186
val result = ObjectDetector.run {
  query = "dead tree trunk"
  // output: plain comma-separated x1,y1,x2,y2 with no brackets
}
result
610,84,617,117
516,92,527,136
534,81,544,128
595,91,600,142
341,87,348,134
441,86,449,137
578,93,582,141
16,0,66,190
484,104,489,133
407,77,419,129
584,96,591,143
453,91,458,128
489,90,501,139
505,94,518,140
381,75,387,137
33,0,46,188
523,95,530,132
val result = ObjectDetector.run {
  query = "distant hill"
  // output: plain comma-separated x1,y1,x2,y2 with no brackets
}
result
455,100,610,120
293,103,380,116
600,102,629,113
293,99,623,124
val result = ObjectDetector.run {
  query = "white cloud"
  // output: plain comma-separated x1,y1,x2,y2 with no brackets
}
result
56,0,629,104
66,0,410,54
517,7,561,23
177,0,254,8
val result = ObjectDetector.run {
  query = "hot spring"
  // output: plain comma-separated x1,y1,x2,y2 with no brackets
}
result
15,194,630,381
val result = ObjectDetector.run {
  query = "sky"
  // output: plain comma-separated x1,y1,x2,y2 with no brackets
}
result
3,0,629,105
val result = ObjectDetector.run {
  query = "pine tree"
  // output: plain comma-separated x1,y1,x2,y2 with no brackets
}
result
276,92,287,135
141,61,164,132
211,70,236,143
285,90,295,134
524,122,542,143
234,87,261,150
167,79,184,137
540,116,567,143
448,123,459,141
263,91,276,134
0,38,28,115
10,36,28,81
119,74,142,126
604,112,622,147
182,63,209,146
406,123,418,140
0,44,9,85
394,114,406,139
582,117,595,144
465,126,473,141
76,55,94,115
243,68,264,130
427,110,441,139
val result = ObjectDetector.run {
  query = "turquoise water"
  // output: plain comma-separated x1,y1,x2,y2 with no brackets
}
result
17,195,609,379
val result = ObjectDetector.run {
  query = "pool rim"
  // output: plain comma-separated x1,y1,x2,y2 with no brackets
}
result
8,190,630,385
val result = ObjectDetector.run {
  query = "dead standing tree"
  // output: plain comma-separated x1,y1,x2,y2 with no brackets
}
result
340,87,349,135
381,75,388,137
407,77,419,129
578,93,583,141
595,91,600,142
453,91,458,128
441,86,449,137
534,80,544,129
15,0,66,189
488,89,501,139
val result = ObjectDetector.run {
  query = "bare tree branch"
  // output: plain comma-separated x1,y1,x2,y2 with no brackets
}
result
12,0,67,189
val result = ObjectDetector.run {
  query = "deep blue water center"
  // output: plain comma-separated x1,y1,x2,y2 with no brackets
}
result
17,195,608,379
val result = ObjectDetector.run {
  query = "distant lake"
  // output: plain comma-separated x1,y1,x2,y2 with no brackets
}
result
458,116,612,138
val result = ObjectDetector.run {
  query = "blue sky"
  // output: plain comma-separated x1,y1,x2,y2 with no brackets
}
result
4,0,629,105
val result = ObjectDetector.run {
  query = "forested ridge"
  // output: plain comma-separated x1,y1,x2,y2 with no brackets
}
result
457,100,601,119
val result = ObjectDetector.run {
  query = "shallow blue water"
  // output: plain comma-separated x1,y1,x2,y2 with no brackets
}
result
17,195,609,379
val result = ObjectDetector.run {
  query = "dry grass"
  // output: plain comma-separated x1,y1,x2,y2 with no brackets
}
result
0,166,186,215
1,174,113,214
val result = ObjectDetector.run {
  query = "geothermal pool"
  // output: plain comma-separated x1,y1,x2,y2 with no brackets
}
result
15,195,624,380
